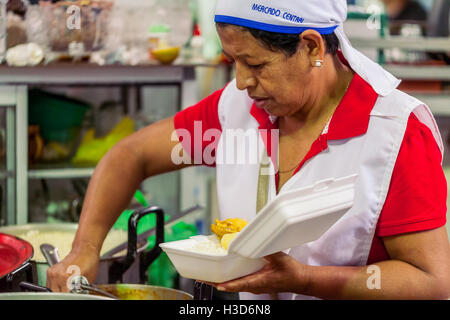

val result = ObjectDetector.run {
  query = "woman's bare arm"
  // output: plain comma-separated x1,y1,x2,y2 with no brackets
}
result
47,117,189,291
73,116,187,254
304,226,450,299
215,227,450,299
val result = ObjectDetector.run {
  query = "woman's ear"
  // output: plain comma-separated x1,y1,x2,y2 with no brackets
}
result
299,30,326,68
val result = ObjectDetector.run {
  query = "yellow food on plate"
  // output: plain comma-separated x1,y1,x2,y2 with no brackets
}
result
151,47,180,65
211,218,248,239
220,232,239,250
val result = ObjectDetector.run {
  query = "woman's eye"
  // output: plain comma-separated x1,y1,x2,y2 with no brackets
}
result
247,63,263,70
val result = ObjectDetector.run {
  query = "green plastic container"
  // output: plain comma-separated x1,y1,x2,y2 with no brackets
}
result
112,191,199,289
28,89,91,143
147,222,198,288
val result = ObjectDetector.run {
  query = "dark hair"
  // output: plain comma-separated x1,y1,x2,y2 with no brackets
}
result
217,22,340,57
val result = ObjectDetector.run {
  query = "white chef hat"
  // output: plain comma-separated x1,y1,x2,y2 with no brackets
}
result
215,0,401,97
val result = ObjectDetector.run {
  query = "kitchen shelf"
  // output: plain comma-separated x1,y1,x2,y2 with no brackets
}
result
349,36,450,52
0,63,206,225
384,65,450,81
28,164,95,179
0,62,225,85
349,35,450,81
0,86,27,226
0,170,14,179
411,93,450,116
350,36,450,117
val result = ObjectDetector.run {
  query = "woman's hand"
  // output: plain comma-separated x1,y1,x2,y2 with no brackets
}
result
213,252,309,295
46,245,100,293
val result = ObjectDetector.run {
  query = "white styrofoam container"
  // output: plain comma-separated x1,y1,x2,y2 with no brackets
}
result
160,175,357,283
159,236,267,283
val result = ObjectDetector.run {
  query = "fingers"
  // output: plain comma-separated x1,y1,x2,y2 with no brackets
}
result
217,277,262,294
197,253,295,295
46,263,70,292
199,280,219,288
198,277,254,293
214,252,301,294
216,270,268,293
45,250,100,293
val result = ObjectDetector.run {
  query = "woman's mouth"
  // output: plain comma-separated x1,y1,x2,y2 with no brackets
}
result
252,97,269,109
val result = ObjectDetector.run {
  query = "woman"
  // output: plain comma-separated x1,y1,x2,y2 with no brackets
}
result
47,0,450,299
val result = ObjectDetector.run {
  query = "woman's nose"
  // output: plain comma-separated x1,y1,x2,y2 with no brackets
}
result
235,63,256,90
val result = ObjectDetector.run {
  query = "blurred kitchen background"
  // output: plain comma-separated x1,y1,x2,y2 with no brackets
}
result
0,0,448,291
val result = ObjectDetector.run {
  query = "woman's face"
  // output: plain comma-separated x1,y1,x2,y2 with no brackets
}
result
217,25,317,118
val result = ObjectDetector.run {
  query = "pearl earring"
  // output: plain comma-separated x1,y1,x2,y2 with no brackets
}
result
315,60,324,67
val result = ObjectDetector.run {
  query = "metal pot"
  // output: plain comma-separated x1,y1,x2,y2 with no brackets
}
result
18,281,193,300
0,206,165,287
12,282,192,300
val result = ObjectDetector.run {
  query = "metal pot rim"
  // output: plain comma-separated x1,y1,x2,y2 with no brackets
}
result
0,292,114,300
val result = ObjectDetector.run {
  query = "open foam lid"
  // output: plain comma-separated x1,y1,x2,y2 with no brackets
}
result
227,174,358,259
